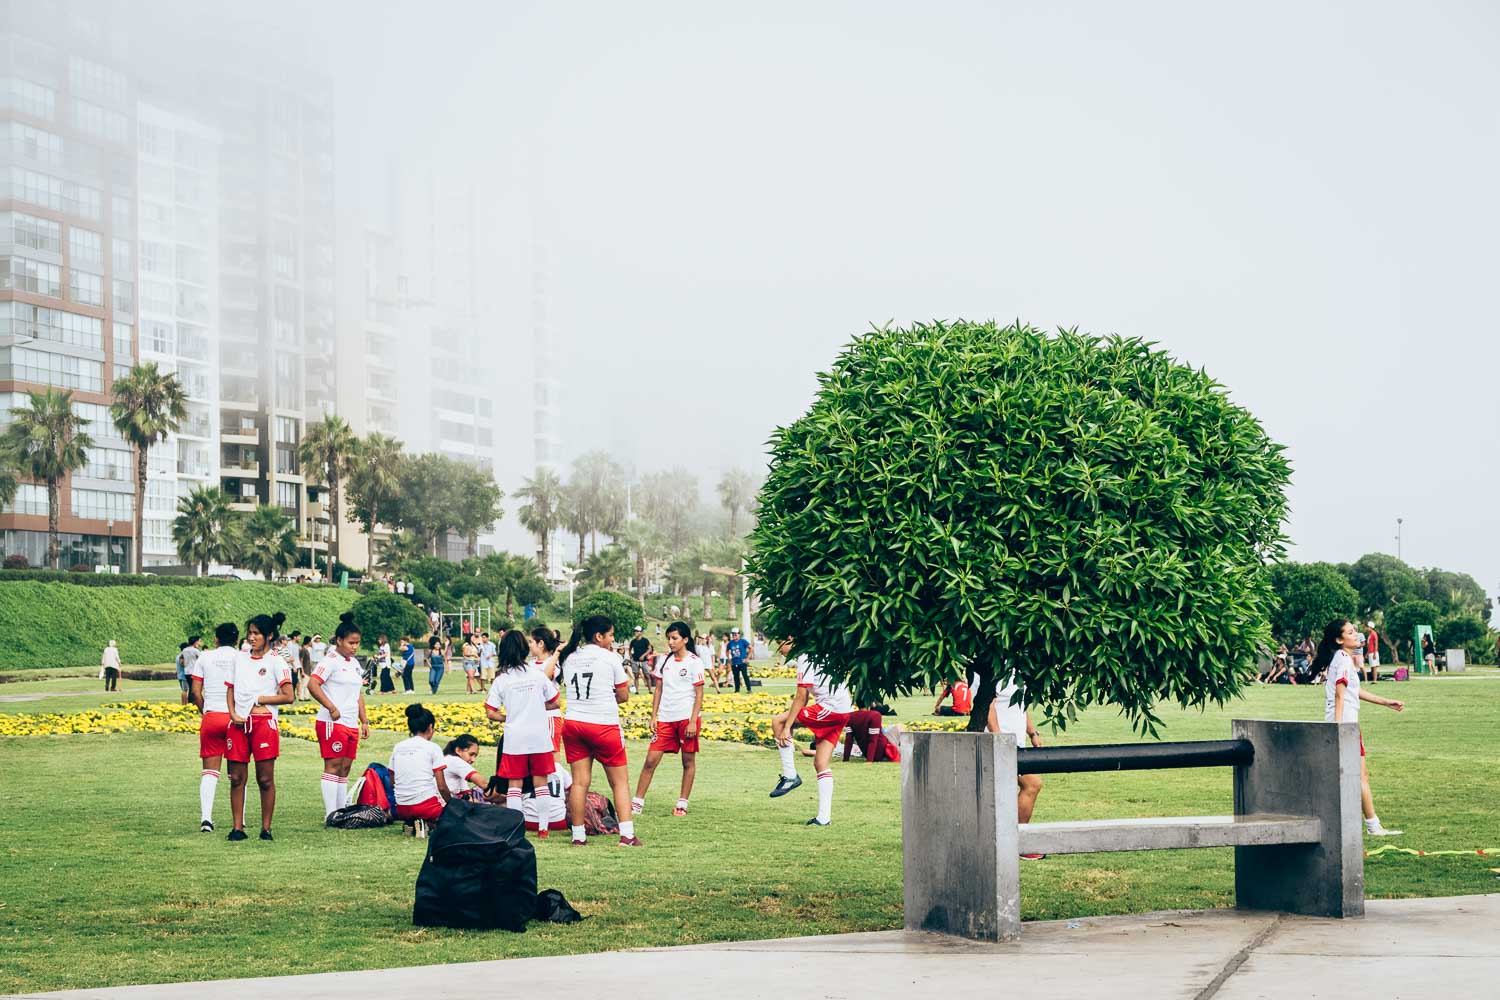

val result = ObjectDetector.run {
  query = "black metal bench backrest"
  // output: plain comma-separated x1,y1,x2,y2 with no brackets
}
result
1016,738,1253,775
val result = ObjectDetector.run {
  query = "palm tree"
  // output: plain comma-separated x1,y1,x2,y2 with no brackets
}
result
515,466,563,575
0,464,16,511
3,389,94,568
569,450,626,555
377,529,427,575
347,431,404,571
172,486,235,576
489,552,546,617
618,517,668,608
110,363,187,573
580,543,632,591
298,413,356,581
239,504,297,581
560,482,590,567
717,467,758,536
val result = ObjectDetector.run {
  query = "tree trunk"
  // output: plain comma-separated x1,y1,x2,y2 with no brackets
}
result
577,532,585,567
729,507,738,536
966,657,998,733
590,530,598,556
133,445,147,573
366,502,379,573
47,479,60,569
538,533,550,577
328,470,339,582
726,576,737,623
702,573,712,619
635,554,646,607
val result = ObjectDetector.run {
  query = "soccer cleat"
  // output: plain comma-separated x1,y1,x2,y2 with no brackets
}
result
537,828,550,840
805,817,830,826
631,802,643,816
1020,853,1047,861
571,838,588,847
259,830,274,841
200,820,214,833
1366,826,1403,837
227,829,248,842
769,775,803,798
618,835,645,847
672,806,688,817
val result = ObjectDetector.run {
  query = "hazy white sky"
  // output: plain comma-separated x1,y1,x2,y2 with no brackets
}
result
309,1,1500,589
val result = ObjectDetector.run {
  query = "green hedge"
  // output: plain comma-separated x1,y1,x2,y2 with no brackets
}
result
0,581,357,670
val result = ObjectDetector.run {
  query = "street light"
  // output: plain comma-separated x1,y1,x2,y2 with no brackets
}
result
106,519,114,573
560,565,582,613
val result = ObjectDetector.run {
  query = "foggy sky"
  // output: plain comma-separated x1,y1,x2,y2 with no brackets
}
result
277,2,1500,589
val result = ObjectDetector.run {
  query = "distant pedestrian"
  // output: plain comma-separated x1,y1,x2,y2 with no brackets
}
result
177,638,201,705
727,627,752,693
101,640,121,692
399,635,417,693
427,636,446,694
931,675,972,716
1364,623,1380,683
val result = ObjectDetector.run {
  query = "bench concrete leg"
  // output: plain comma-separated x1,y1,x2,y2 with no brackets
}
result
900,730,1020,940
1232,719,1364,917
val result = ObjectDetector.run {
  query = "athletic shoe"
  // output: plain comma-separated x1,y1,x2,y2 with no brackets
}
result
631,802,643,816
672,806,688,817
537,828,550,839
805,817,830,826
769,775,803,798
571,839,587,847
227,829,248,842
1366,826,1403,836
1020,853,1047,861
200,820,214,833
618,835,645,847
259,830,274,841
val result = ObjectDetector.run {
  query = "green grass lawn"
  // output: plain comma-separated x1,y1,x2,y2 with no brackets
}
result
1,670,1497,993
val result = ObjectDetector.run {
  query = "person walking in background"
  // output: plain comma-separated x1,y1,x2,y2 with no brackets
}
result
101,640,122,692
175,639,194,706
1364,622,1380,683
628,626,654,694
462,636,480,694
427,635,446,694
308,633,327,664
727,627,752,693
399,635,417,693
1315,618,1405,836
479,631,497,687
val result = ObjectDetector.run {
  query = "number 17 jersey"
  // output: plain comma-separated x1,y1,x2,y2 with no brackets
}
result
559,644,630,725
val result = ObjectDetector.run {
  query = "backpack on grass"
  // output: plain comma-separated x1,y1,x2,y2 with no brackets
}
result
355,762,397,816
326,804,390,829
582,791,618,836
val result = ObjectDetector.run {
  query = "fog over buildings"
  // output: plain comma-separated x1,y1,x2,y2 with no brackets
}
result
3,0,1498,593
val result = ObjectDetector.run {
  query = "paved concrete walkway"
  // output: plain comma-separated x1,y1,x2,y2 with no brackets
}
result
13,894,1498,1000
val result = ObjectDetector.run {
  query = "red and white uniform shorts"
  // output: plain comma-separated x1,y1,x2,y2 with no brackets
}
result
797,705,852,746
394,797,444,822
199,711,232,759
316,720,360,760
497,751,556,779
563,719,628,768
225,714,280,763
649,719,700,754
549,714,563,753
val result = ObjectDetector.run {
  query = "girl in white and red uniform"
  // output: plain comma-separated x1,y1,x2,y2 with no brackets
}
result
770,637,854,826
442,734,488,802
224,612,295,841
632,621,707,817
529,626,564,755
188,621,240,832
389,703,451,824
557,614,640,846
307,612,370,819
485,630,562,838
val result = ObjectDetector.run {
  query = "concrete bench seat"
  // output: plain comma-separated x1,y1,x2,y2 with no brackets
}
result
1019,813,1321,856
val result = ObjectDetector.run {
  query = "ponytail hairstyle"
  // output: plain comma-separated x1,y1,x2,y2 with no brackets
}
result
1310,619,1350,676
559,614,613,665
498,629,530,672
530,625,559,655
333,611,360,642
443,733,479,756
214,622,240,648
245,611,286,646
405,702,436,735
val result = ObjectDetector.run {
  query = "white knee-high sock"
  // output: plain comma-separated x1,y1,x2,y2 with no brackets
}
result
779,743,797,779
199,769,219,823
335,776,348,810
816,770,833,823
506,789,524,812
533,786,550,827
320,774,341,817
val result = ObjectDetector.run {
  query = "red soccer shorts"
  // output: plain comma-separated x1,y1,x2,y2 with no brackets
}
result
797,704,852,746
199,711,231,759
395,797,445,822
497,751,556,779
549,714,563,753
649,719,700,754
225,714,280,763
316,720,360,761
563,719,628,767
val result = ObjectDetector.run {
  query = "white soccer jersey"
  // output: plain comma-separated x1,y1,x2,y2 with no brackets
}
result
226,652,292,720
485,665,560,753
795,655,853,714
523,765,571,828
443,754,480,796
992,675,1028,740
1324,649,1360,723
559,644,630,725
311,652,363,726
190,645,237,714
389,736,445,805
534,658,563,719
653,652,706,723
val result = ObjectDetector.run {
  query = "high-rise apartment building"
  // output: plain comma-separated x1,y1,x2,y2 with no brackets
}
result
1,1,138,569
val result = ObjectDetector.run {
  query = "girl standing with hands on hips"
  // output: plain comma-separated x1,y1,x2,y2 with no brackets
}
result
1315,618,1405,836
307,612,370,819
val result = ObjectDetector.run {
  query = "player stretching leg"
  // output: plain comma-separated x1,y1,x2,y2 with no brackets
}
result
770,639,853,826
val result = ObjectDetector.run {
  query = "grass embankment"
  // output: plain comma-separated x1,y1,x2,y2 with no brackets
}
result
0,673,1496,992
0,580,357,671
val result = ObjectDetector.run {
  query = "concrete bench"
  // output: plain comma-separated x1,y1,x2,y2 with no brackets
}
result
900,719,1364,942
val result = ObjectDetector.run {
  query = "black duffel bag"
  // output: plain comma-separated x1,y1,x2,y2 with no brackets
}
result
413,799,537,932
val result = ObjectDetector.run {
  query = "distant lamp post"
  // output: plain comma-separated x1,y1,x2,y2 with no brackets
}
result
106,519,114,573
1395,517,1404,562
561,565,582,613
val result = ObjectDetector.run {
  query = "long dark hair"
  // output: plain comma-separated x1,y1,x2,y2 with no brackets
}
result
406,702,435,735
443,733,479,756
246,611,286,647
1310,619,1349,675
559,614,612,666
530,625,559,655
497,629,529,672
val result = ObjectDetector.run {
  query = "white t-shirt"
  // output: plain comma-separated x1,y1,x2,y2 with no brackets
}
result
559,644,631,725
794,655,853,715
524,764,571,828
282,641,301,671
992,675,1028,740
1324,649,1360,724
442,754,481,796
534,658,562,718
226,652,293,720
653,652,706,723
311,652,363,726
485,665,560,753
480,641,497,668
190,645,237,714
377,643,392,667
309,641,327,662
389,736,445,805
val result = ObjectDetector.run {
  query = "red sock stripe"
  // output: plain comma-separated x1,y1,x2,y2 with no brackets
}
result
201,770,219,778
534,788,550,797
321,774,341,782
817,771,833,779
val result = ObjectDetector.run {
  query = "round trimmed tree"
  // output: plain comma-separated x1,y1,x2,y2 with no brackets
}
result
1266,562,1359,643
750,321,1291,733
572,589,646,637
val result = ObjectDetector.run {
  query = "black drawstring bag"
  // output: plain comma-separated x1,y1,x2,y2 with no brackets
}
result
413,799,536,931
534,888,585,924
325,804,390,829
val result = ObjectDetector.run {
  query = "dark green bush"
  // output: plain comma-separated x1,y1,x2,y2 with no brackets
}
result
350,591,430,649
570,590,645,637
1267,562,1359,642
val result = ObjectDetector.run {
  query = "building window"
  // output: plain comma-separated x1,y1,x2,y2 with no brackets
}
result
2,211,62,253
0,302,103,350
1,483,50,516
71,488,133,521
82,446,132,482
3,168,100,219
112,237,131,274
145,320,172,356
68,227,103,267
111,194,131,229
139,241,170,276
71,98,129,145
0,254,62,296
71,401,117,440
276,481,299,511
5,122,64,167
5,78,57,120
69,269,103,306
68,57,127,104
111,278,133,315
112,322,133,359
0,346,104,392
139,280,172,315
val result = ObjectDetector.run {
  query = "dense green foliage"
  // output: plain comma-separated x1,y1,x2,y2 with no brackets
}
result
751,321,1292,732
0,580,356,670
1266,562,1360,642
1435,614,1487,652
571,589,646,637
1346,553,1428,616
0,570,239,587
1424,568,1491,622
1383,600,1441,659
350,591,429,648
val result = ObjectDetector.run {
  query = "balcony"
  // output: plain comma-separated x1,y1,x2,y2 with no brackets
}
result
176,461,212,479
306,499,328,521
228,500,256,513
220,456,259,477
221,424,259,445
179,419,211,440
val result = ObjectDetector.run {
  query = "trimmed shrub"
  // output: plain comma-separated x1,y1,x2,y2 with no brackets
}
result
350,591,430,649
571,590,645,637
3,555,29,570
